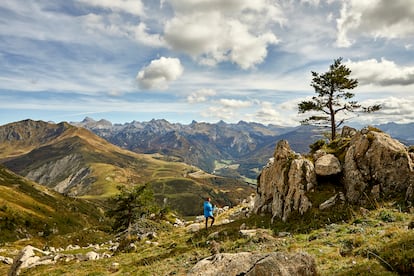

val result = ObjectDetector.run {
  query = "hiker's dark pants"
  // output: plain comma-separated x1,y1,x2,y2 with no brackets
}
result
205,216,215,229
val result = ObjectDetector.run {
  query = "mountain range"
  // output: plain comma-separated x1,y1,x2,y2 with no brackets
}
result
72,117,323,181
0,119,253,217
72,117,414,181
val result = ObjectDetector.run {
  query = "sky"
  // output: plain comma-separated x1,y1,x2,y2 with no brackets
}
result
1,0,414,127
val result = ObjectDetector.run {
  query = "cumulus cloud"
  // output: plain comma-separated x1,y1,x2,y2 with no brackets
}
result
346,58,414,86
336,0,414,47
187,89,216,103
136,57,184,90
163,0,281,69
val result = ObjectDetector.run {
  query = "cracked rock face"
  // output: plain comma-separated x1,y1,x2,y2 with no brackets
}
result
253,140,316,221
188,252,317,276
343,130,414,204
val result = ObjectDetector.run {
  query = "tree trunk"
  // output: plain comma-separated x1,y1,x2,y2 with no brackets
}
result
329,86,336,141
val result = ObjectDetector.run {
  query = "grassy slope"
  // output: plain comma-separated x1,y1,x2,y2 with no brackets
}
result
0,166,107,243
6,203,411,276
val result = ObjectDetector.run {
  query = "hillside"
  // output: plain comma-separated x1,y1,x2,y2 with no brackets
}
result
0,120,254,216
0,166,105,243
1,200,412,275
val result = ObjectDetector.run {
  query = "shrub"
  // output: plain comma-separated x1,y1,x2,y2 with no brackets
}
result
309,139,326,153
106,184,160,232
367,126,383,133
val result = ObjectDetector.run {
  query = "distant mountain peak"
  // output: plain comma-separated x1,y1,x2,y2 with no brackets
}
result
82,117,96,123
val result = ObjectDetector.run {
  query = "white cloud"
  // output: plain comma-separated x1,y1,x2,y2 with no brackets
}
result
218,99,253,108
136,57,184,90
347,58,414,86
81,9,164,47
163,0,281,69
187,89,216,103
132,22,165,47
200,98,253,121
76,0,144,16
336,0,414,47
202,106,234,121
254,101,287,125
359,96,414,124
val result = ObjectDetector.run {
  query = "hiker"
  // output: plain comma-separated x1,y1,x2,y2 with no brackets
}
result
203,197,215,229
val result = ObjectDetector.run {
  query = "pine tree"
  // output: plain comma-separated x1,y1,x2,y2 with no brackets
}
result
298,58,381,140
106,184,157,232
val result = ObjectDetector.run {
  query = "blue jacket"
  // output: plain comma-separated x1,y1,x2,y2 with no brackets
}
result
203,201,214,218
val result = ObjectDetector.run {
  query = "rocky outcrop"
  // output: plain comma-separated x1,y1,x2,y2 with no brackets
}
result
188,251,317,276
7,244,112,276
254,140,316,221
254,127,414,221
8,245,52,276
343,129,414,204
315,154,341,176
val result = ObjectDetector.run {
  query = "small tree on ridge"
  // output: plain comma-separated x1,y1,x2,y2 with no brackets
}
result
298,57,381,141
106,184,158,233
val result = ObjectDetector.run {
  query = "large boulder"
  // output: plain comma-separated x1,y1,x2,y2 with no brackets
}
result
188,252,317,276
253,140,316,221
343,129,414,204
8,245,52,276
315,154,341,176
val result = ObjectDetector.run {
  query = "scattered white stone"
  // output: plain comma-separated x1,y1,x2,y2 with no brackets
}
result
277,232,291,237
85,251,100,261
240,230,257,238
186,223,201,232
102,253,112,258
0,255,13,265
66,245,81,250
110,262,120,272
195,215,205,223
65,255,75,262
174,217,185,227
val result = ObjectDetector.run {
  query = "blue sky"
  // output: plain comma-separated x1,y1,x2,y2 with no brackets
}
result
1,0,414,126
